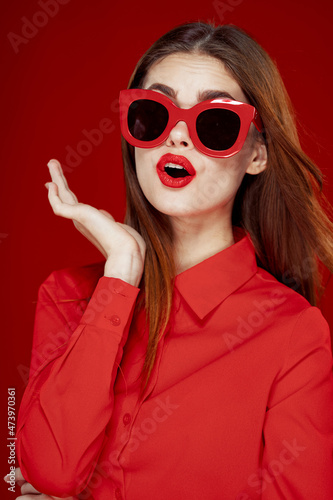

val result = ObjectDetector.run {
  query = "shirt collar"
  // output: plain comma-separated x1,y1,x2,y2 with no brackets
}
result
174,228,258,320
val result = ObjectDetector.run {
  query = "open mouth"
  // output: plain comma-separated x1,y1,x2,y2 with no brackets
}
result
164,163,190,178
156,153,196,188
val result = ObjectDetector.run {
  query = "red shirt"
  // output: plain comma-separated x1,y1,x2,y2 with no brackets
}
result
17,231,333,499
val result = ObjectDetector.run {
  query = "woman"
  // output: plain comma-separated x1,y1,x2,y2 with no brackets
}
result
10,21,333,499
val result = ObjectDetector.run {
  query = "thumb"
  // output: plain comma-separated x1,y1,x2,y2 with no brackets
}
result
3,467,26,487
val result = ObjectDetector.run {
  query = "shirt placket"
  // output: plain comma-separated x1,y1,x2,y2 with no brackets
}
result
110,330,169,499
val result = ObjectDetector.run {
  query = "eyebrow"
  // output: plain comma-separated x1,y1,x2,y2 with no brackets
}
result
146,83,236,102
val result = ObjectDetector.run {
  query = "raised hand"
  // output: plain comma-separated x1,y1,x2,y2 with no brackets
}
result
45,159,146,287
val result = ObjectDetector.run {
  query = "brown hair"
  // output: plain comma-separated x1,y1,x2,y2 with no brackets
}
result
121,22,333,385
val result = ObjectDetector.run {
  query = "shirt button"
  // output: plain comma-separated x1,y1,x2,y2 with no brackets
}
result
109,314,121,326
113,281,125,293
123,413,131,425
115,487,122,500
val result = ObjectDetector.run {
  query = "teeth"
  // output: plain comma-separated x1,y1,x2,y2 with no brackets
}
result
164,162,190,179
165,163,187,170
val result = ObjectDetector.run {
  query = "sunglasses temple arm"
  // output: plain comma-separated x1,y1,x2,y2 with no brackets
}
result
253,111,264,133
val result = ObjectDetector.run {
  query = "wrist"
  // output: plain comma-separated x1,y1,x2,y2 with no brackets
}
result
104,252,143,287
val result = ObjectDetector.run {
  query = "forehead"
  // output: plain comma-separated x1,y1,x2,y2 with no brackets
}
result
143,52,247,104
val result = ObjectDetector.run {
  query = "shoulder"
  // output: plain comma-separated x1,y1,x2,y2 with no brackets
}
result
230,262,331,344
229,266,332,386
251,266,331,346
253,265,312,313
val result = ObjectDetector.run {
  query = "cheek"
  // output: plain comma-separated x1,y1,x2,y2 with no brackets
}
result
202,158,248,197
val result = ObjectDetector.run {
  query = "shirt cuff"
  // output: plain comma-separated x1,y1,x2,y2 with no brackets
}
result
79,276,140,333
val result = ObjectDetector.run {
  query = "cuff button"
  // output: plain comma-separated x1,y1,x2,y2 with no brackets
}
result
109,314,121,326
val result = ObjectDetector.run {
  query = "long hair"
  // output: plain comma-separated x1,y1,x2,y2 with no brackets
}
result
120,22,333,385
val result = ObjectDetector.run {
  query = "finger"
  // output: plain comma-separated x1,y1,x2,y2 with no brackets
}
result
15,495,56,500
45,184,109,258
74,209,115,257
76,211,115,256
49,159,78,203
47,160,78,205
14,468,25,483
47,193,106,239
4,468,26,487
47,159,70,188
46,183,83,220
20,481,40,494
46,186,112,258
4,467,25,483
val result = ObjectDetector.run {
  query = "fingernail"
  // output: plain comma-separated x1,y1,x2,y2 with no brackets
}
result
3,474,9,482
47,159,57,168
45,183,50,189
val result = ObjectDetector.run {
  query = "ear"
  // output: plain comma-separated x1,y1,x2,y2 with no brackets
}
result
245,141,267,175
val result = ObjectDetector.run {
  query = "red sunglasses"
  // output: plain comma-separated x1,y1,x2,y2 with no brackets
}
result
119,89,263,158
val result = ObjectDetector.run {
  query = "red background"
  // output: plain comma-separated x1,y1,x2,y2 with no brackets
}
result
1,0,333,497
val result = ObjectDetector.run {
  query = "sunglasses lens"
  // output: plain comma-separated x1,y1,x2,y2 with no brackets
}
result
196,109,241,151
128,99,169,141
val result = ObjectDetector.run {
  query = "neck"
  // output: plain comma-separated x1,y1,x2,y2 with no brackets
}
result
171,212,235,275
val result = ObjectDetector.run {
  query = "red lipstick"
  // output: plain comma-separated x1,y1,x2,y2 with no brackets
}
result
156,153,196,188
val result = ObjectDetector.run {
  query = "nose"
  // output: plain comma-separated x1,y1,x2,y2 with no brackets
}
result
165,120,195,151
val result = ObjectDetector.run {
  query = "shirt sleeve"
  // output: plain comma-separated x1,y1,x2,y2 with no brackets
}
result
261,306,333,499
16,275,140,497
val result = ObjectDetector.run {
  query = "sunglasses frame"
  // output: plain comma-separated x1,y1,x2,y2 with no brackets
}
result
119,88,263,158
